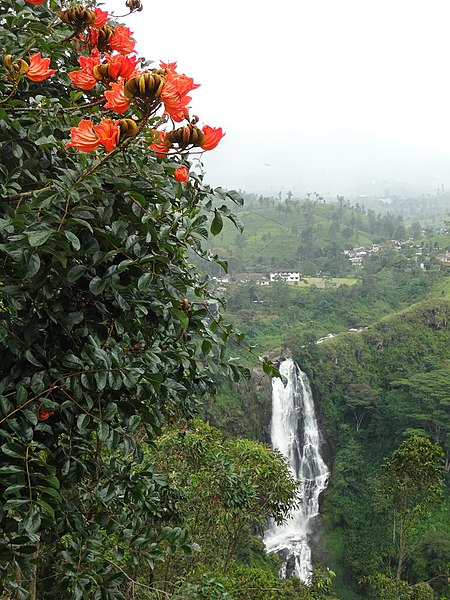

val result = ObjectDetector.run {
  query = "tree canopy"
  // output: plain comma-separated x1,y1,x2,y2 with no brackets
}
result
0,1,282,597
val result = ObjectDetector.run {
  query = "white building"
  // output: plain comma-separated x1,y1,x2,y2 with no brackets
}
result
269,271,301,283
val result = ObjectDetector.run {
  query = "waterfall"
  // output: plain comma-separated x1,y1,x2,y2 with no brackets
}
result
264,358,329,583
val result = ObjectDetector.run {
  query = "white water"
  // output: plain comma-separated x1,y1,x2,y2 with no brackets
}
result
264,358,329,583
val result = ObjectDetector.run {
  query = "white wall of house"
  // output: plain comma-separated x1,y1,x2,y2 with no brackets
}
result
269,271,301,283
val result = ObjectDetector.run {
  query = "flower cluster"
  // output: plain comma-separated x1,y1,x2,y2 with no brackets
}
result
66,119,120,153
19,1,226,186
3,52,56,83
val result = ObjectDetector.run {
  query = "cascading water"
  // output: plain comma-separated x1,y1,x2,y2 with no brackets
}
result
264,358,329,583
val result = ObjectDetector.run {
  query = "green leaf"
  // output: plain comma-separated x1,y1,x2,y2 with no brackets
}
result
171,307,189,329
26,228,52,247
4,498,29,510
22,506,41,534
95,369,107,390
138,272,153,291
25,350,43,367
201,340,212,355
127,191,146,205
1,442,26,459
103,402,118,420
25,253,41,278
65,231,81,251
98,422,109,442
211,212,223,236
34,486,61,502
77,413,91,431
67,265,87,282
31,372,45,394
89,276,106,296
36,498,55,519
127,414,141,433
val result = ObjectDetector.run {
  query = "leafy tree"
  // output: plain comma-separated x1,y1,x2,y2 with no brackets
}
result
149,419,299,585
391,370,450,470
344,383,379,432
362,573,436,600
0,1,280,597
380,436,445,580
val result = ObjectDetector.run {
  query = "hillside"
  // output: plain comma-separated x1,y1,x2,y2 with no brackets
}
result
203,231,450,598
293,296,450,599
205,198,442,277
220,261,448,364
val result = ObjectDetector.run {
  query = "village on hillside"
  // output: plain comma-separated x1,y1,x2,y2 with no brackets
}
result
211,237,449,291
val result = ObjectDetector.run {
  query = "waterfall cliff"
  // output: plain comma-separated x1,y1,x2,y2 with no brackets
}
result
264,358,329,583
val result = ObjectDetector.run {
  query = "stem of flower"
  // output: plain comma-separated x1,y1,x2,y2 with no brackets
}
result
0,80,19,106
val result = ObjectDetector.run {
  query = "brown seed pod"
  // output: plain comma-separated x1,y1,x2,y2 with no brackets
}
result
123,72,166,103
4,54,29,76
95,26,115,52
118,118,138,142
165,124,205,150
3,54,12,70
126,0,144,12
60,5,96,29
92,63,111,82
13,59,29,75
180,299,192,313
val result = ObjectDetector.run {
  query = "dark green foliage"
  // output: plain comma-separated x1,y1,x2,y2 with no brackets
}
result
294,297,450,598
0,1,258,597
362,573,437,600
380,436,445,580
149,419,299,580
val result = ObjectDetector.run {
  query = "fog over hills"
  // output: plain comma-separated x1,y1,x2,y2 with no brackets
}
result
200,127,450,198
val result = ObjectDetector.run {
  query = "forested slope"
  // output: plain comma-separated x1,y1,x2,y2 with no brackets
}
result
294,296,450,599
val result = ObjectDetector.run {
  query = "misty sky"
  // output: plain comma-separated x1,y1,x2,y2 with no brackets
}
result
104,0,450,197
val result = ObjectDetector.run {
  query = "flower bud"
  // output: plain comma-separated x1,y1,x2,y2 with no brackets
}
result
3,54,12,70
60,5,96,29
95,25,115,52
118,118,138,142
123,72,165,103
126,0,144,12
165,124,205,150
92,63,111,82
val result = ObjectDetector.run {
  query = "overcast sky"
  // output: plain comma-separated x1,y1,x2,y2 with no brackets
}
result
104,0,450,197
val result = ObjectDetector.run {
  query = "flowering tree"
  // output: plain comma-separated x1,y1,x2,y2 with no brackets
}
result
0,1,278,597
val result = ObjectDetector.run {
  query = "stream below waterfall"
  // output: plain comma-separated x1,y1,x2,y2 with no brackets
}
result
263,358,329,583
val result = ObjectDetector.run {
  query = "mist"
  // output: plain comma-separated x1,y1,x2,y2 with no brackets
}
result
200,127,450,198
104,0,450,199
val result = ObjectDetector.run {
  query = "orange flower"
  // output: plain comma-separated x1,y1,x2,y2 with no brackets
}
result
89,27,99,48
104,81,130,114
160,60,200,122
174,166,189,183
66,120,100,152
93,7,109,28
105,53,139,80
110,25,136,55
160,78,192,122
149,130,168,158
26,53,56,82
38,408,55,421
69,52,101,90
94,119,119,152
201,125,225,151
160,60,178,72
25,0,46,4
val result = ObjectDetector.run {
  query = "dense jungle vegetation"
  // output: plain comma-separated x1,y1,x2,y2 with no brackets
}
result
1,2,449,599
204,199,450,599
0,2,349,599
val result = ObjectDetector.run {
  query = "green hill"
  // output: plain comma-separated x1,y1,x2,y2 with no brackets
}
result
207,198,410,275
293,296,450,599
